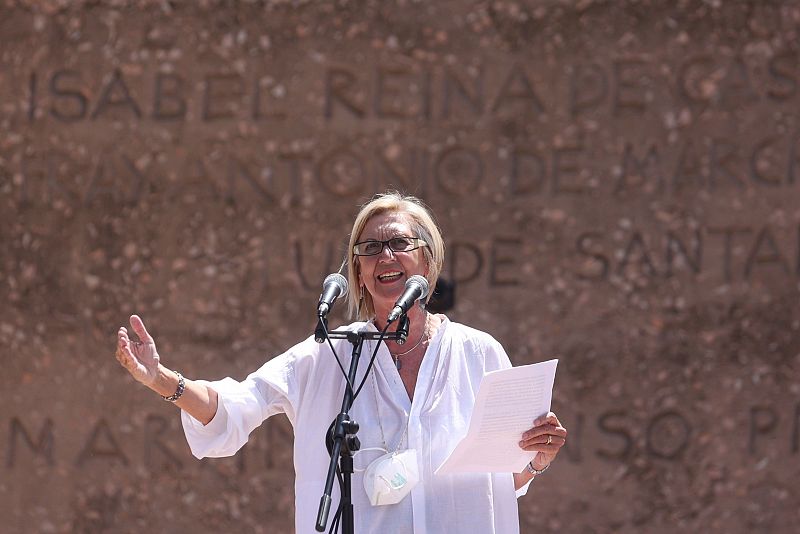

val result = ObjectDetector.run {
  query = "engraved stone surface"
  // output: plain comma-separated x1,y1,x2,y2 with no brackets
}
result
2,1,799,533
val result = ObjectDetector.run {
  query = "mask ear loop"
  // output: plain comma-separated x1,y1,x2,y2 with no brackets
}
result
353,447,389,473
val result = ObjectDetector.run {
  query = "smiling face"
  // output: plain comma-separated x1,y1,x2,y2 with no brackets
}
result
356,211,429,317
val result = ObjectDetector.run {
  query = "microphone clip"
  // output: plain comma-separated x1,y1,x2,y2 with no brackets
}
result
314,316,328,344
393,314,410,344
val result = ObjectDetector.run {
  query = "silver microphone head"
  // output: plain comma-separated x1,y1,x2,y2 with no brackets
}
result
323,273,348,297
386,275,430,323
406,275,429,299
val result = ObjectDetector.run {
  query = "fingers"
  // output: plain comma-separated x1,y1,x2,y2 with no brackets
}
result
115,328,134,368
534,411,561,427
117,327,130,353
518,411,568,452
522,413,567,439
129,314,153,343
116,325,141,366
518,431,566,452
521,424,566,441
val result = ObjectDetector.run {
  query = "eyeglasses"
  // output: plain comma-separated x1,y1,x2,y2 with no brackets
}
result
353,236,428,256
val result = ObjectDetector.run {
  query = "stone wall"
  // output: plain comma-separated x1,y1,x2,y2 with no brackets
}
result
2,1,799,532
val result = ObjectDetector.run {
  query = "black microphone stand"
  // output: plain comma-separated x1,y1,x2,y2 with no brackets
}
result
314,314,409,533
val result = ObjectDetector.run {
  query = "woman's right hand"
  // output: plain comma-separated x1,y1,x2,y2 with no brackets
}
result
116,315,160,387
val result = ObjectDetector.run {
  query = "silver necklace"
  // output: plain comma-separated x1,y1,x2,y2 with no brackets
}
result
389,316,429,370
370,369,409,451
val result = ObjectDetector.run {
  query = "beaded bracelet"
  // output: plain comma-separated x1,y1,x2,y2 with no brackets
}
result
162,372,185,402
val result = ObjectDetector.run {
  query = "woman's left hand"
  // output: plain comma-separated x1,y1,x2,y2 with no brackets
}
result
519,411,567,470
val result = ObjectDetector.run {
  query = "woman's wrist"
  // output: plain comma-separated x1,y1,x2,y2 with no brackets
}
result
526,461,550,478
531,459,550,471
151,364,181,398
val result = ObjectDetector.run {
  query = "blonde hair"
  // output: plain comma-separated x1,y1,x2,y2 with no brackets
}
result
345,192,445,320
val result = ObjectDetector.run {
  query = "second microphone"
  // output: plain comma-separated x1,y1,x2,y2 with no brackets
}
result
387,275,429,323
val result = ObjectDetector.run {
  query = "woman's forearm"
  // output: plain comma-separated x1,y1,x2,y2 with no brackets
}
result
150,364,219,425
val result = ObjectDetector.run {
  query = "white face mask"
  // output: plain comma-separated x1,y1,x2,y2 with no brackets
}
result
363,449,419,506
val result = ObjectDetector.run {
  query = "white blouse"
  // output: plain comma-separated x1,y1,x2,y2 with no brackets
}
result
181,316,529,533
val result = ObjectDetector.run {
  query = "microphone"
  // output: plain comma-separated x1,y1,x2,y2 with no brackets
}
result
318,273,348,318
387,275,429,323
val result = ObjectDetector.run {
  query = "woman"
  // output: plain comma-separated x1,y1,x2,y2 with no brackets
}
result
115,192,567,533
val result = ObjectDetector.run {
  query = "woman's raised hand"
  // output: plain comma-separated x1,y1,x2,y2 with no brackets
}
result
115,315,160,387
519,411,567,469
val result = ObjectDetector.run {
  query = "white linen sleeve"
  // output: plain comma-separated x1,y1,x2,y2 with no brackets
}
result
181,353,300,459
515,476,533,498
481,334,513,372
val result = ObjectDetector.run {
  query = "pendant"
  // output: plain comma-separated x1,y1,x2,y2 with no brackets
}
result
395,358,402,371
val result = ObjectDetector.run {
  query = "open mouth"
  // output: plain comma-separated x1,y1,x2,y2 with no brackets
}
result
377,271,403,283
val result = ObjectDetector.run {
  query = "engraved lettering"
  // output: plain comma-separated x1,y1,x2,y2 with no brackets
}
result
708,227,752,283
509,148,545,195
677,55,714,104
7,417,54,468
76,419,129,466
144,415,184,470
49,69,88,122
673,140,705,191
576,232,609,280
374,65,414,119
441,66,484,119
618,232,657,277
28,71,37,122
750,136,783,186
202,73,243,121
315,147,367,197
491,66,545,115
596,411,632,460
552,144,585,195
569,63,607,118
489,237,521,287
152,72,187,120
645,410,691,459
612,58,647,115
615,141,662,194
448,241,483,284
325,67,365,119
226,156,277,205
793,403,800,454
744,226,791,279
767,51,798,101
251,76,288,121
665,230,702,276
434,146,483,195
92,69,142,119
748,406,778,455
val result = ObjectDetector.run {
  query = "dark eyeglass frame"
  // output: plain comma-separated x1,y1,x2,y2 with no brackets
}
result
352,236,428,256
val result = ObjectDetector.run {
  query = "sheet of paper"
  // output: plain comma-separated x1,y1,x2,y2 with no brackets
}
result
435,359,558,475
